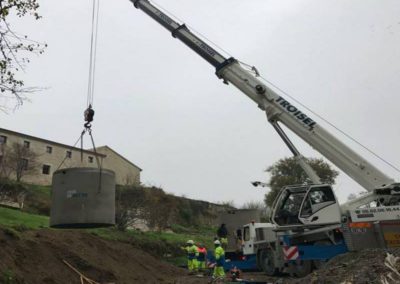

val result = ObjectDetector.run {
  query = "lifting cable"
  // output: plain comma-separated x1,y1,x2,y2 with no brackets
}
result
57,0,102,173
82,0,101,169
83,0,103,194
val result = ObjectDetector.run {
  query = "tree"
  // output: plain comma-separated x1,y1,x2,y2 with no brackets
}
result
115,185,177,232
0,142,39,182
115,185,148,231
218,200,236,208
0,0,46,109
241,200,265,210
241,200,270,222
146,188,177,232
264,157,339,207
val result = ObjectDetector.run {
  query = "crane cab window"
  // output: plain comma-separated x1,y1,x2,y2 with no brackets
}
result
274,187,307,226
301,186,336,217
256,228,266,241
243,226,250,241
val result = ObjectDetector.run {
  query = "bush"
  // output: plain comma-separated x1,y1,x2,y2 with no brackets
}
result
2,269,16,284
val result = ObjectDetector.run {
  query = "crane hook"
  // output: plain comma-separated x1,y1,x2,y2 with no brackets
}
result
84,104,95,129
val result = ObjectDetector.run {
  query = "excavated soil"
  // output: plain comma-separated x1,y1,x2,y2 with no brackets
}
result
292,248,400,284
0,227,398,284
0,228,185,284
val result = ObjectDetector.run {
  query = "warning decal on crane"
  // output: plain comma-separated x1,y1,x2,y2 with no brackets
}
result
283,246,299,260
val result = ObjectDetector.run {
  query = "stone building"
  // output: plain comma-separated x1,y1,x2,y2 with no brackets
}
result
0,128,141,186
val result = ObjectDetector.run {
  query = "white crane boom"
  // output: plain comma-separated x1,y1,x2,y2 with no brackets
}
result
131,0,396,192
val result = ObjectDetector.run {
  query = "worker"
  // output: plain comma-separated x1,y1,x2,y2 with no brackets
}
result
213,239,225,278
197,243,207,272
217,223,228,249
184,240,198,274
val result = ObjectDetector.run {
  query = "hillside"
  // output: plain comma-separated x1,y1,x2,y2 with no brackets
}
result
0,227,185,284
19,183,230,229
0,206,217,283
0,201,399,283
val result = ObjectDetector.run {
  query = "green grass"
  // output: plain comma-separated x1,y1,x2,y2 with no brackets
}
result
90,225,215,248
23,184,51,215
89,224,216,266
0,207,48,229
0,196,216,267
27,184,51,197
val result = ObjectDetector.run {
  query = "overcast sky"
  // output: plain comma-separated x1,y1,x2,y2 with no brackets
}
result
2,0,400,206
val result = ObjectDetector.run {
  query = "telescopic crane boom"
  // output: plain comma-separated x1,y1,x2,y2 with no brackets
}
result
130,0,397,193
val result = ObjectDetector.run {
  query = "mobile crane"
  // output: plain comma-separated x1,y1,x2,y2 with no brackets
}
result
130,0,400,276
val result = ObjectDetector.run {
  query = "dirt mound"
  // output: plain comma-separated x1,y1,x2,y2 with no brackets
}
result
0,227,185,283
1,226,397,284
292,248,400,284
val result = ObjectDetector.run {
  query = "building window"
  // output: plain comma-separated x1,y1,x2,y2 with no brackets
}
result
88,156,94,163
21,159,28,170
46,146,52,154
42,165,51,175
23,141,30,148
0,135,7,144
66,151,72,158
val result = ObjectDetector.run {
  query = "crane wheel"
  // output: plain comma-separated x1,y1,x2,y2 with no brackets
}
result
259,248,278,276
289,260,312,278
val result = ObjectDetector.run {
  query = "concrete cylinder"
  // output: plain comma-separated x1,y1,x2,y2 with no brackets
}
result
50,167,115,228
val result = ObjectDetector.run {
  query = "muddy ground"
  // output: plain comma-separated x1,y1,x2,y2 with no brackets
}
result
0,228,184,283
0,227,399,283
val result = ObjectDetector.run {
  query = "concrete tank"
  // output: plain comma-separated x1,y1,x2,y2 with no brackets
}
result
50,167,115,228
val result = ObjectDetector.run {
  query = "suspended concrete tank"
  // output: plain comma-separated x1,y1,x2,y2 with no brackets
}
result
50,167,115,228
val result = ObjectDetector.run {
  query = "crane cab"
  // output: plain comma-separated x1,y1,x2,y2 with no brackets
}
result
271,184,341,227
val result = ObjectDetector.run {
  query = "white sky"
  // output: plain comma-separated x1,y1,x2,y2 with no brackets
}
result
2,0,400,207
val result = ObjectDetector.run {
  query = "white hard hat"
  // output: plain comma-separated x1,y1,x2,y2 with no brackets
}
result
187,240,194,245
214,240,221,245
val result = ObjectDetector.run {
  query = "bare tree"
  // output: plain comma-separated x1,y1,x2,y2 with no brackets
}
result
0,0,46,111
241,200,265,210
1,142,38,182
115,186,148,231
218,200,236,208
146,191,177,232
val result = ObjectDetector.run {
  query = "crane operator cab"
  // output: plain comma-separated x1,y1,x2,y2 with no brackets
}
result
271,184,341,227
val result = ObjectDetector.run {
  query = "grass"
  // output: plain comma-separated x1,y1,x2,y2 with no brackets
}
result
90,225,215,248
89,225,216,266
24,184,51,215
26,184,51,197
0,182,218,267
0,205,217,268
0,207,48,229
